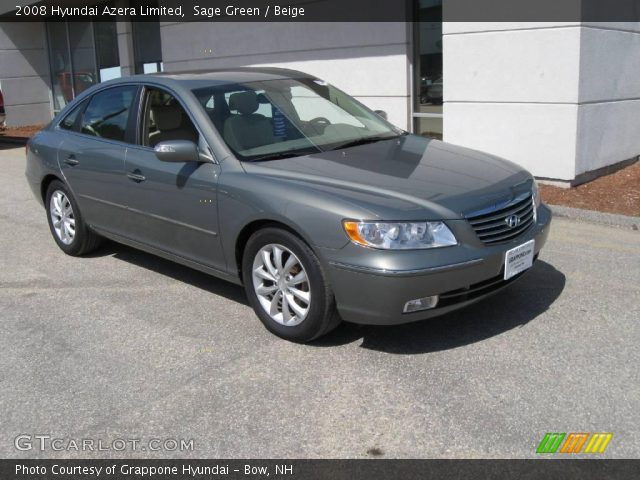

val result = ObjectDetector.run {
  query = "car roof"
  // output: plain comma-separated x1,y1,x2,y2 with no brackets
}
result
116,67,316,88
56,66,319,120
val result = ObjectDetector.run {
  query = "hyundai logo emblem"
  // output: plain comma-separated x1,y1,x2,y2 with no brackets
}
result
505,214,521,228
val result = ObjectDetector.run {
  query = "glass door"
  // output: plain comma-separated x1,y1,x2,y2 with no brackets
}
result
412,0,443,139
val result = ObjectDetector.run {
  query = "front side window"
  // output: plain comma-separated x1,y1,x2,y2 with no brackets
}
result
140,87,199,147
80,85,137,142
192,78,402,161
59,100,86,131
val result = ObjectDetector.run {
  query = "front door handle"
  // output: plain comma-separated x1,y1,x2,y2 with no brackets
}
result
63,155,79,166
127,172,146,183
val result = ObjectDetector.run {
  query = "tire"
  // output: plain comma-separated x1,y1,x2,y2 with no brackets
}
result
242,227,341,343
45,180,101,256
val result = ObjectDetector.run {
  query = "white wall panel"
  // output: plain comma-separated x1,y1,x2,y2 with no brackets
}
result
576,100,640,174
578,27,640,102
444,102,578,180
444,27,581,103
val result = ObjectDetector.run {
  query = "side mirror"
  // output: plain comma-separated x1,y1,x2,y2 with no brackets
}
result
154,140,211,163
374,110,388,120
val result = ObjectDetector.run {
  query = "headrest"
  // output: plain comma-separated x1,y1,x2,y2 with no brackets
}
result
228,91,259,115
256,92,270,104
151,104,183,131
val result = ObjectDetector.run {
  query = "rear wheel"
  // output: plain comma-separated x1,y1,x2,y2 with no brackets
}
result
242,228,341,342
45,180,101,256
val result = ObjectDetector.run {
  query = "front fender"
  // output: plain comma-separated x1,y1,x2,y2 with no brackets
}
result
217,171,378,273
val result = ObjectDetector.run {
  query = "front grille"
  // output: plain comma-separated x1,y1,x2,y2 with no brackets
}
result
467,195,535,245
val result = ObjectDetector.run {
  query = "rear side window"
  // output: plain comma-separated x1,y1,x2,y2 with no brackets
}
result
59,100,86,131
80,86,138,142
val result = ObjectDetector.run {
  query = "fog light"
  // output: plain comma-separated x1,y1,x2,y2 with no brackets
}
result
403,295,439,313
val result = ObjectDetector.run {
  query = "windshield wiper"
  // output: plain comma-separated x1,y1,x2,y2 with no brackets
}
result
331,134,401,151
247,149,319,162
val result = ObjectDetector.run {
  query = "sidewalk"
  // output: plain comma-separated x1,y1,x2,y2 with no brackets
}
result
549,204,638,230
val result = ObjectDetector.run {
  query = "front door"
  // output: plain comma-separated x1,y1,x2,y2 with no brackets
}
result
121,86,225,272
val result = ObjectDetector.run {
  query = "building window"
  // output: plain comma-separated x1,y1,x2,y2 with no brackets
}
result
413,0,443,139
68,22,98,100
131,0,163,74
94,20,122,81
46,18,120,113
47,22,73,112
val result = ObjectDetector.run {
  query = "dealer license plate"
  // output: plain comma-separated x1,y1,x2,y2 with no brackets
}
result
504,240,535,280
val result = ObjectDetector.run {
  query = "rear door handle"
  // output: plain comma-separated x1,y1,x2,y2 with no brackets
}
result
127,172,146,183
63,155,79,166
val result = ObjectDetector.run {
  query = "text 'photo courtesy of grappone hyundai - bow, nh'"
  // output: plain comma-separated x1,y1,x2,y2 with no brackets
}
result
25,67,551,342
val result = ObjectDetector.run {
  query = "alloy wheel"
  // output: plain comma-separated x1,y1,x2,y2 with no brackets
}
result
50,190,75,245
252,243,311,326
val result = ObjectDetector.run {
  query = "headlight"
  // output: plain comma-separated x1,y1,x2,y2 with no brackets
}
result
343,220,457,250
532,179,541,223
532,179,541,209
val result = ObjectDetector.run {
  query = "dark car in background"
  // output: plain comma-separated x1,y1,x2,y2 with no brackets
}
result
419,75,443,105
426,76,443,105
25,68,551,342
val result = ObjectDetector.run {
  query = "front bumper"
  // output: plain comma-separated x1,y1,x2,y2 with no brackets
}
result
321,204,552,325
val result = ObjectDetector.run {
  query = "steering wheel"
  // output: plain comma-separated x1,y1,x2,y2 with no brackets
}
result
82,124,99,137
306,117,331,133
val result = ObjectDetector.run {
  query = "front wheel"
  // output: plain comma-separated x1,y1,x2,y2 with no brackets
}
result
242,228,341,342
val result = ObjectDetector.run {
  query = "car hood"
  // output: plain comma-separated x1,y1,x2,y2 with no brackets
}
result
241,135,533,219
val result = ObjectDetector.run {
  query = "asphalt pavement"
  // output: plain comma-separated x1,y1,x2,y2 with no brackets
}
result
1,145,638,458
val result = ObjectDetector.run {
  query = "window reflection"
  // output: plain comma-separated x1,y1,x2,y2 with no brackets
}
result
95,20,121,81
47,23,71,112
69,22,97,99
131,0,163,74
46,19,121,113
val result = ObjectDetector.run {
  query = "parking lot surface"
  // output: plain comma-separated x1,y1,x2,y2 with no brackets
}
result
1,146,638,458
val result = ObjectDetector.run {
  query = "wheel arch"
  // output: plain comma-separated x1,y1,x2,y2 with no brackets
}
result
40,174,63,203
234,219,315,281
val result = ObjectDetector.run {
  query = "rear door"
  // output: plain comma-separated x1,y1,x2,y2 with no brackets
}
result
58,84,139,236
122,85,225,272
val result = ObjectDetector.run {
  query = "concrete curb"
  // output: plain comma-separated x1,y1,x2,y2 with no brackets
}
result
549,204,639,230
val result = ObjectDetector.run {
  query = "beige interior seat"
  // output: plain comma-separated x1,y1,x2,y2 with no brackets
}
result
149,104,198,147
223,91,274,152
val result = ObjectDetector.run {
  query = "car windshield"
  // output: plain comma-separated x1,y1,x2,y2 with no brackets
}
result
191,77,403,161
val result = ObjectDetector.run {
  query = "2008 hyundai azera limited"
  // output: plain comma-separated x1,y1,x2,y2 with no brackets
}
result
26,68,551,342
